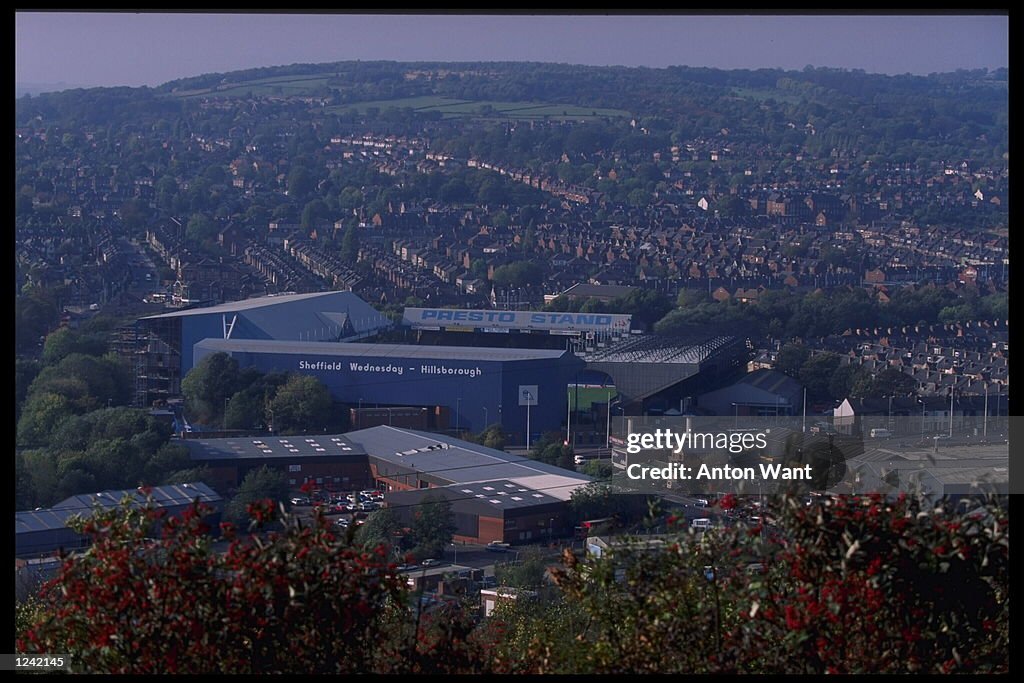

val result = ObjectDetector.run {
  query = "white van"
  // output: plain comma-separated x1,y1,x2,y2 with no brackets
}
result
691,518,712,530
869,428,893,439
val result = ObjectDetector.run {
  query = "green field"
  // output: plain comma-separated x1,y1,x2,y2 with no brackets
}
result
331,96,630,120
172,76,631,119
174,74,335,99
568,386,618,412
731,87,803,104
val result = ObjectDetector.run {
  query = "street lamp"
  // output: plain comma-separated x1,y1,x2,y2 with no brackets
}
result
524,390,534,450
606,395,621,450
456,397,462,433
358,398,363,430
918,398,925,442
483,406,489,428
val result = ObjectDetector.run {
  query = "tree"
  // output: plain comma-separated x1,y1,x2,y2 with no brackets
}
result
181,352,242,425
356,507,405,555
16,287,61,353
301,198,329,232
42,328,108,364
580,460,614,480
287,166,315,199
829,364,865,402
185,213,217,244
16,392,72,447
798,353,841,401
851,367,917,399
161,465,214,487
267,375,334,434
340,225,359,263
776,343,811,378
491,261,543,288
17,499,486,674
224,388,265,430
224,466,289,526
495,547,551,589
408,494,457,560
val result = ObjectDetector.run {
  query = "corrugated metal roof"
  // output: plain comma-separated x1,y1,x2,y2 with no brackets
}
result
350,426,591,494
184,434,366,461
141,291,347,318
142,291,391,340
194,338,572,362
19,483,222,534
387,479,565,514
50,482,221,512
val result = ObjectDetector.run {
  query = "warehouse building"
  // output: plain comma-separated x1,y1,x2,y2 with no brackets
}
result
351,425,592,544
178,426,593,544
181,433,371,492
15,483,222,559
192,338,586,440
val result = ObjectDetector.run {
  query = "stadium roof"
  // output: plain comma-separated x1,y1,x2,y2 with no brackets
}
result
194,338,575,363
582,334,738,365
16,483,221,534
348,426,591,500
142,291,348,318
183,434,366,462
141,291,391,341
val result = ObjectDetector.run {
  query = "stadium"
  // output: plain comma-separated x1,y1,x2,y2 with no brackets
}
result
127,291,750,444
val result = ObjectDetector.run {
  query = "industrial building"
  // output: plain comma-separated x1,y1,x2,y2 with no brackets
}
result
15,483,222,559
178,426,593,545
353,425,592,544
181,433,371,491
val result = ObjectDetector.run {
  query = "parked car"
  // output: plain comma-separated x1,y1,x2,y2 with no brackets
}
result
486,541,511,552
420,558,440,567
290,496,311,506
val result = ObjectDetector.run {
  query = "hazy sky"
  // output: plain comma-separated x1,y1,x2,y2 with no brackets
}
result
16,12,1008,89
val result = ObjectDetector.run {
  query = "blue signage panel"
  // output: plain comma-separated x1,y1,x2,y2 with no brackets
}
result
403,308,631,333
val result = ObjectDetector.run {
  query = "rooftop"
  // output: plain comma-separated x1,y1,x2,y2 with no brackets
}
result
350,426,591,500
183,434,366,462
16,483,221,534
194,338,574,363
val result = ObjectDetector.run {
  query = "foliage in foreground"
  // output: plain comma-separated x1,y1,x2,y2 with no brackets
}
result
17,496,482,674
18,493,1008,674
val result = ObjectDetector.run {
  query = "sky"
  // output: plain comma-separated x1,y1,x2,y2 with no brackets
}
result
15,12,1009,90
